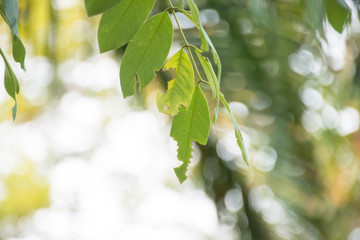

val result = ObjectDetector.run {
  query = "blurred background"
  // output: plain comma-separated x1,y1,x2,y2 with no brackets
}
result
1,0,360,239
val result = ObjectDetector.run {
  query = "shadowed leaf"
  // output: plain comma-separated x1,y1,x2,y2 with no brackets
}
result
120,11,173,97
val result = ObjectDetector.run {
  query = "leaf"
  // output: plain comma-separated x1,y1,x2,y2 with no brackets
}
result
186,0,209,51
195,48,220,111
157,48,194,116
325,0,350,33
98,0,156,53
84,0,122,16
120,11,173,97
220,93,248,165
0,0,26,70
0,48,19,120
183,2,222,121
177,0,184,10
171,85,210,183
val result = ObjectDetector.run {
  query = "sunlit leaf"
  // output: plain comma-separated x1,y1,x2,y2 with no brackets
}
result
157,48,194,116
325,0,350,33
171,85,210,183
0,48,19,120
120,11,173,97
84,0,122,16
220,93,248,165
0,0,26,70
98,0,156,53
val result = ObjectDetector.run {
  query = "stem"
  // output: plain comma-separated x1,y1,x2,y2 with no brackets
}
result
167,0,203,83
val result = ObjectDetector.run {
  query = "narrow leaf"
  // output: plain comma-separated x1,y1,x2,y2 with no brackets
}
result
220,93,248,165
98,0,156,53
0,48,19,120
182,4,222,121
0,0,26,70
195,48,220,111
120,11,173,97
186,0,209,51
157,48,194,116
171,85,210,183
84,0,122,16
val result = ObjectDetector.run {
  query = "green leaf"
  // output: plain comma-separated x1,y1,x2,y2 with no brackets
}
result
195,48,220,110
84,0,122,16
171,85,210,183
0,48,19,120
157,48,194,116
182,2,222,121
120,11,173,97
0,0,26,70
186,0,209,51
177,0,184,10
98,0,156,53
325,0,350,33
220,93,248,165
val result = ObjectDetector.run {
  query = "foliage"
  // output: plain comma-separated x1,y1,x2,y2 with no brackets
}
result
85,0,248,182
0,0,26,120
2,0,360,239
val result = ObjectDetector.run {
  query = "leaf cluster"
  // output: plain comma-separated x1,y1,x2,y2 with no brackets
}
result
85,0,248,183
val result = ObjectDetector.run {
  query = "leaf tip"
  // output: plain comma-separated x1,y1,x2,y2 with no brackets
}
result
174,165,188,183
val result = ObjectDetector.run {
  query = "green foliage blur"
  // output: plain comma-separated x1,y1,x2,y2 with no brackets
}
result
1,0,360,239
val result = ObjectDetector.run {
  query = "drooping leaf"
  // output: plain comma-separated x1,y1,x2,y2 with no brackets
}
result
186,0,209,51
220,93,248,165
325,0,350,33
195,48,220,112
170,85,210,183
120,11,173,97
98,0,156,53
181,4,221,81
183,2,222,121
84,0,122,16
0,0,26,70
0,48,19,120
157,48,194,116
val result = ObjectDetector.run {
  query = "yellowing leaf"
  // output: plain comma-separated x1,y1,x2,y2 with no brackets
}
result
120,11,173,97
170,85,210,183
157,48,194,116
98,0,156,53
